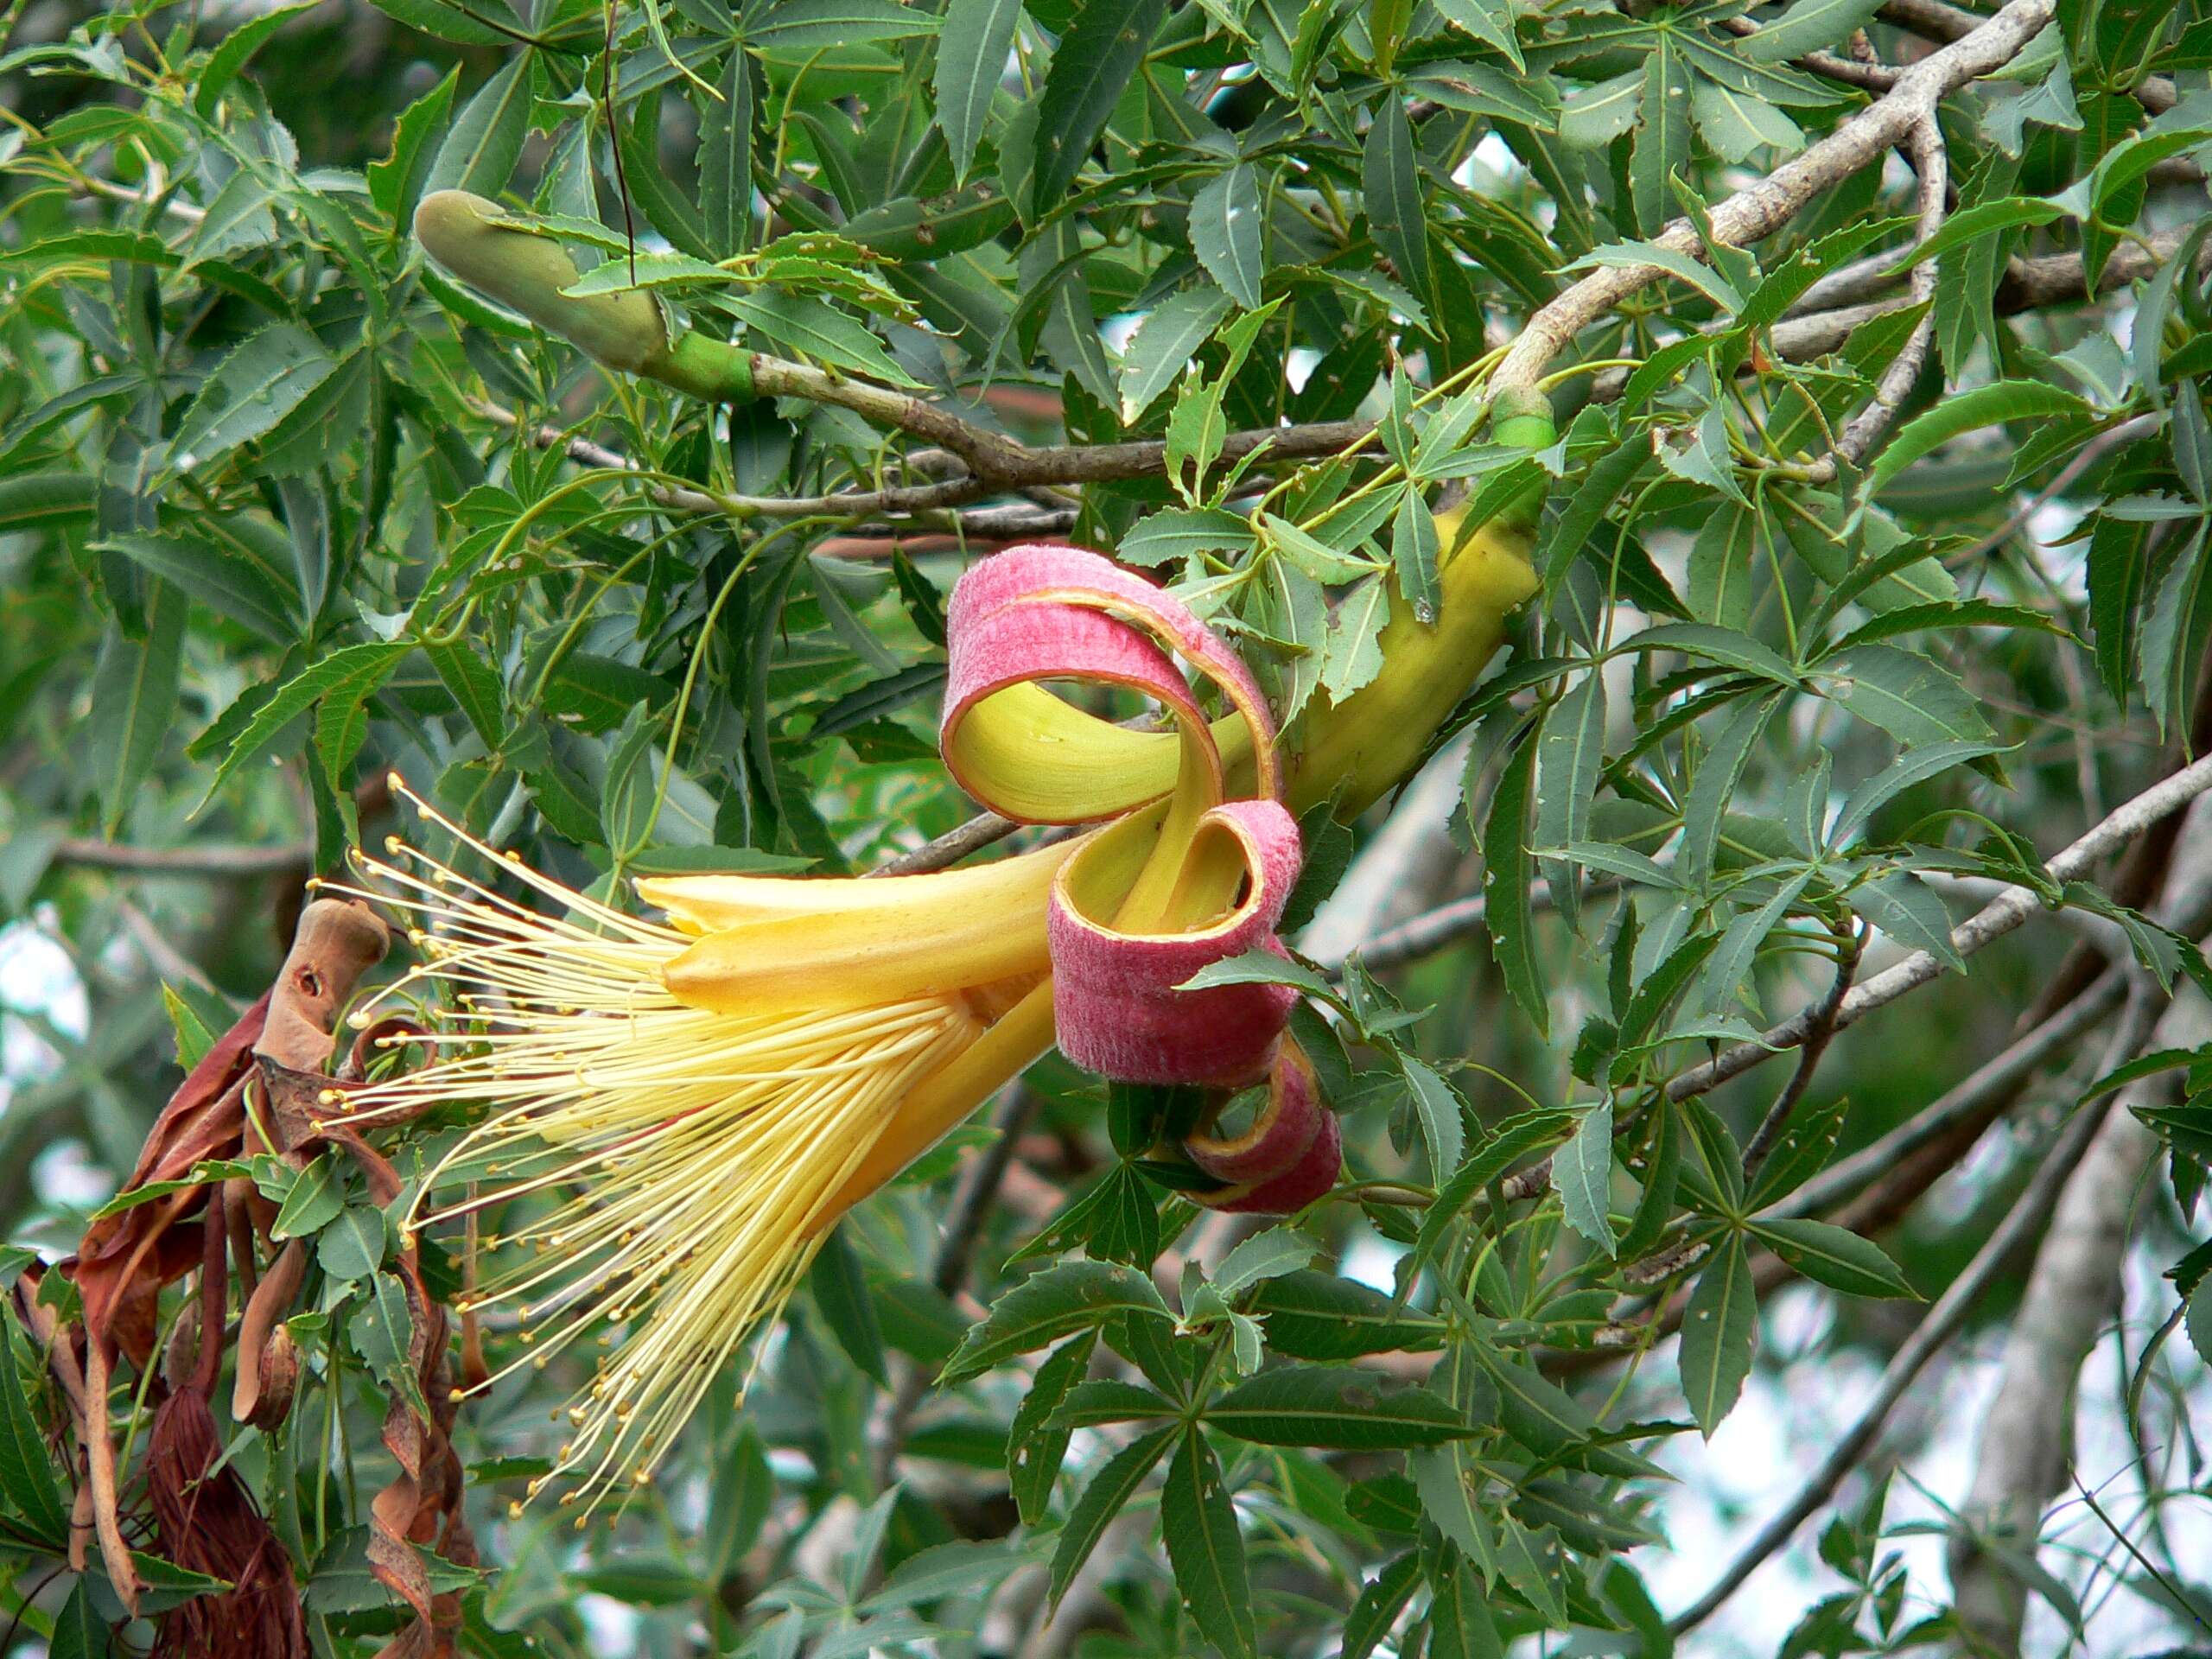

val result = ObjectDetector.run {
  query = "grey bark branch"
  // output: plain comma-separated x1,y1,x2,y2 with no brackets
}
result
1822,114,1948,474
1300,734,1477,969
51,837,310,876
1493,0,2056,399
1669,1077,2133,1632
1673,817,2212,1634
1875,0,2179,112
1770,967,2130,1220
1946,995,2212,1652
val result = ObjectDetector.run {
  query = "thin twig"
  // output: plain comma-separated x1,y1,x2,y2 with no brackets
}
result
1492,0,2056,400
1954,414,2161,563
1768,963,2129,1220
52,838,310,877
868,811,1024,877
116,899,216,994
1667,750,2212,1104
1715,12,1898,87
1666,1089,2121,1633
1823,112,1948,474
1876,0,2178,111
1740,920,1863,1181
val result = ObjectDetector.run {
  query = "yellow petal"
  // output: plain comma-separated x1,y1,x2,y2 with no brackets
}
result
654,840,1074,1014
639,836,1075,933
942,683,1254,824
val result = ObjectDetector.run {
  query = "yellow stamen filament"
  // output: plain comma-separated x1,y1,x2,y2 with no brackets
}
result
329,779,1005,1516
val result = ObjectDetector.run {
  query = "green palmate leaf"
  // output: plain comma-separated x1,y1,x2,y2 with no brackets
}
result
87,581,185,836
1631,36,1694,235
194,0,324,112
1478,1348,1666,1479
1121,505,1255,568
809,1228,887,1384
1427,1554,1506,1659
0,1310,70,1546
0,470,94,530
563,251,731,295
1888,197,2064,273
1211,1227,1317,1298
1750,1218,1916,1298
1559,69,1643,148
1412,1110,1577,1275
1118,284,1234,421
270,1153,343,1238
1050,1378,1179,1429
363,0,519,45
318,1202,389,1281
1483,730,1549,1036
1552,1101,1617,1253
1161,1427,1255,1659
1741,0,1882,54
1321,574,1391,702
1251,1271,1446,1358
1048,1424,1176,1609
1829,738,2009,847
99,531,297,643
368,67,458,225
1433,0,1522,67
725,289,925,387
1688,503,1757,629
1391,487,1441,621
1679,1231,1757,1433
1532,670,1607,889
1205,1366,1474,1448
1859,381,2089,505
1344,1553,1422,1659
1030,0,1167,216
941,1261,1170,1382
1363,94,1435,318
701,45,755,257
1689,76,1804,162
1409,1443,1493,1568
1010,1332,1095,1524
938,0,1020,181
352,1269,429,1419
1191,164,1266,309
423,56,530,200
199,641,410,808
864,1540,1022,1613
745,0,943,48
1400,1054,1468,1179
1624,621,1801,686
425,639,506,748
48,1581,108,1659
1824,644,1993,747
172,322,342,467
1677,690,1781,891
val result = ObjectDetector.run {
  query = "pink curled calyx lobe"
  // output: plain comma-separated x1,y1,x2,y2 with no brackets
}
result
940,544,1334,1211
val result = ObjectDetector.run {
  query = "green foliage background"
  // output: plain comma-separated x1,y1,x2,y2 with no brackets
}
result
1,0,2209,1652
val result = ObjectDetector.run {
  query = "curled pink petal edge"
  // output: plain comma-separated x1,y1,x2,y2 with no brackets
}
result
1048,798,1303,1084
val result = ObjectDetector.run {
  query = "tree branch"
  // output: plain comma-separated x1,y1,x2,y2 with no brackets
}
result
1299,734,1476,968
1493,0,2056,400
1667,1081,2122,1633
1947,989,2212,1650
51,838,311,877
1665,750,2212,1104
1876,0,2178,112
